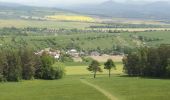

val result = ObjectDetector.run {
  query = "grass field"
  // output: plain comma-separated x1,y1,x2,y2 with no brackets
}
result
89,55,123,62
1,63,170,100
87,75,170,100
65,62,123,75
0,76,108,100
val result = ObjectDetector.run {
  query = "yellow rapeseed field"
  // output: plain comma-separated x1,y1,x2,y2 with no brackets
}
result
46,15,95,22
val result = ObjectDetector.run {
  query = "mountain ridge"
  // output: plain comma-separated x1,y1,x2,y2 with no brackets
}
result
65,0,170,20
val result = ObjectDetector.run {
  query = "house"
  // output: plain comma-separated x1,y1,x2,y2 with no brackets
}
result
49,50,61,59
79,51,86,56
66,49,79,58
90,51,100,56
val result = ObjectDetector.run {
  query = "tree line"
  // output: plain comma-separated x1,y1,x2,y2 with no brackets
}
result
90,23,169,28
123,44,170,78
0,47,64,82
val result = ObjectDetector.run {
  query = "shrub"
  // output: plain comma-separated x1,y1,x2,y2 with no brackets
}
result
82,57,93,63
53,62,65,79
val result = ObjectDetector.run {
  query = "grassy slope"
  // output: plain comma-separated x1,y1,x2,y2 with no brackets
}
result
0,76,107,100
87,76,170,100
135,31,170,45
0,32,137,50
1,30,170,52
1,63,170,100
1,31,170,50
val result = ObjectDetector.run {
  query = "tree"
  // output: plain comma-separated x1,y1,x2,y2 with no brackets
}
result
20,48,36,80
123,52,141,76
166,59,170,77
123,45,170,78
87,60,102,78
147,48,161,77
104,59,116,77
5,50,22,82
40,53,55,80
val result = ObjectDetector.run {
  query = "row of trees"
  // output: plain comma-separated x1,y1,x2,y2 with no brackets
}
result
90,23,167,28
0,47,65,82
123,44,170,78
87,59,116,78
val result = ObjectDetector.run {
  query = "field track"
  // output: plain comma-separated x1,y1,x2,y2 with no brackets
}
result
80,79,118,100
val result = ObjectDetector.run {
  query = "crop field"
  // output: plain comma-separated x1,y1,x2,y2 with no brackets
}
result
46,15,95,22
2,19,170,32
0,19,98,29
111,18,168,25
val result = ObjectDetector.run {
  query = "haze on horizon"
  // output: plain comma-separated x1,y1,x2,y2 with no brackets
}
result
0,0,170,7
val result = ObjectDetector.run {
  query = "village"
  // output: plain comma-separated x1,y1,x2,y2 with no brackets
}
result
34,48,123,62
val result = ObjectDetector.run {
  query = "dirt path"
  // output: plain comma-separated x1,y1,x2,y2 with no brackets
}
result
80,79,118,100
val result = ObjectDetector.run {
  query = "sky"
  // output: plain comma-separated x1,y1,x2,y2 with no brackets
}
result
0,0,170,7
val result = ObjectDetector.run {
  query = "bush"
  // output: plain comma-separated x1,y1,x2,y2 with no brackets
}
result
53,62,65,79
35,53,56,80
82,57,93,63
59,54,73,62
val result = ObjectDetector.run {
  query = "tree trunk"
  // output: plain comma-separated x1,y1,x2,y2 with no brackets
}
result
94,71,96,78
109,69,111,78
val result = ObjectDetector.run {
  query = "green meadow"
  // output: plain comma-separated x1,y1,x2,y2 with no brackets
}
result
1,63,170,100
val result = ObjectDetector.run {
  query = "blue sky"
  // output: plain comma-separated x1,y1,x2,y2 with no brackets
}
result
0,0,169,6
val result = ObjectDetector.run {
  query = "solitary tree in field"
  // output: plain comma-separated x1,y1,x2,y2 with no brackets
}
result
104,59,116,78
87,60,102,78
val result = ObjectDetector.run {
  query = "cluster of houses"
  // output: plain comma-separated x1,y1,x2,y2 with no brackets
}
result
20,16,46,21
34,48,60,59
34,48,102,59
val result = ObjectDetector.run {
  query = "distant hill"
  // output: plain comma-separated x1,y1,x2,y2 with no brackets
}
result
66,0,170,20
0,2,22,7
0,2,76,19
1,1,170,20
